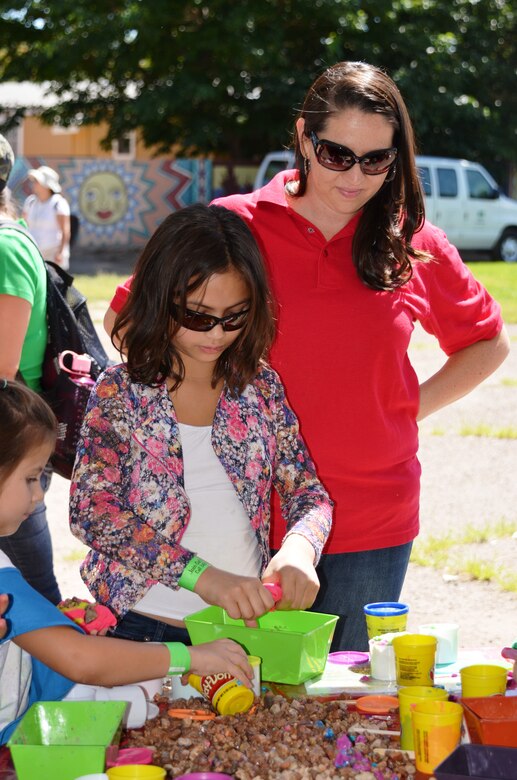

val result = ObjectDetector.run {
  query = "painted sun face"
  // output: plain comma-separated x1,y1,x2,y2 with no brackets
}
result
79,171,129,225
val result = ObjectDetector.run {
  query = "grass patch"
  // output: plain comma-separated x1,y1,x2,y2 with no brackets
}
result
466,262,517,323
62,548,86,563
459,518,517,543
412,519,517,592
460,559,498,582
74,273,127,304
459,423,517,439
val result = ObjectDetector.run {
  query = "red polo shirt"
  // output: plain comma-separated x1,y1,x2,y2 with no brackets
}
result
110,172,503,554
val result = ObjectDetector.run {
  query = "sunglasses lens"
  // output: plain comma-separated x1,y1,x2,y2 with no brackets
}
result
181,311,215,331
361,150,396,174
222,311,249,331
174,307,250,332
318,143,355,171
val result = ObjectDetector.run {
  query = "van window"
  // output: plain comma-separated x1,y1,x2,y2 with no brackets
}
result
466,169,497,199
437,168,458,197
263,160,291,186
417,166,432,196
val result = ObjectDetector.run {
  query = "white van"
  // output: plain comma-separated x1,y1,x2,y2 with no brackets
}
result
253,152,517,262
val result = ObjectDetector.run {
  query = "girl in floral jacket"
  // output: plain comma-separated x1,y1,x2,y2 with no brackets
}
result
70,204,333,644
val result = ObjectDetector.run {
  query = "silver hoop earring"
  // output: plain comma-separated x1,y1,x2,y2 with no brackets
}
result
304,157,311,177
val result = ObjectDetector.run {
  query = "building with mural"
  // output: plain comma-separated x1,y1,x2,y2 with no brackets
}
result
1,81,216,251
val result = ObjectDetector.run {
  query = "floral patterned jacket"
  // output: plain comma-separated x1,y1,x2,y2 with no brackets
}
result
69,364,333,617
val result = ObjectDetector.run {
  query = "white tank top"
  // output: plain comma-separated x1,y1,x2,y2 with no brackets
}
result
133,423,262,621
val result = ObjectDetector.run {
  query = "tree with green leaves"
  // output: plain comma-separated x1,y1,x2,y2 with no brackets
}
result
0,0,515,178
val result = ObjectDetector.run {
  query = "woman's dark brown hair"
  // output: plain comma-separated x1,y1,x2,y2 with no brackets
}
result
0,380,57,482
293,61,428,290
113,204,276,395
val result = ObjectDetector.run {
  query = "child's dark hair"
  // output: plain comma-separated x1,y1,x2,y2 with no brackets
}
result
0,380,57,481
113,203,276,396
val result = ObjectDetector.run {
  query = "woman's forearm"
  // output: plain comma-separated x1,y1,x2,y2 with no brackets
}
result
417,328,510,421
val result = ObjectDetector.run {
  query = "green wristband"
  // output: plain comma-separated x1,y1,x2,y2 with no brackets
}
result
179,555,210,592
163,642,191,675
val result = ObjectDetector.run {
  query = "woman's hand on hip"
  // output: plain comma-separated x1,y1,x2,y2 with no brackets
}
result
194,566,275,626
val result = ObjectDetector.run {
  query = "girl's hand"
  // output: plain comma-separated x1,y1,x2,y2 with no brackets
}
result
184,639,253,688
263,534,319,610
194,567,275,626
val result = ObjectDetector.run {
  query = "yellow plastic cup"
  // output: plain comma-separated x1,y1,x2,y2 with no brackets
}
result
460,664,508,697
398,686,449,751
106,767,166,779
392,633,437,686
363,602,409,640
411,700,463,774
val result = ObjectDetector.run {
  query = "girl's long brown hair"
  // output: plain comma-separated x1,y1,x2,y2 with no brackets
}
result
293,61,429,290
113,204,276,395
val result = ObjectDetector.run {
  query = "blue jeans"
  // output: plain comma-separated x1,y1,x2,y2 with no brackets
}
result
109,610,191,644
0,466,61,605
308,543,413,652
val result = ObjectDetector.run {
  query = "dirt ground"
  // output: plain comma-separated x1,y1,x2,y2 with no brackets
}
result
45,259,517,652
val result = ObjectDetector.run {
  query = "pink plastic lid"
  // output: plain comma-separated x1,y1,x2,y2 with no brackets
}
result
263,581,283,611
328,651,369,665
263,582,282,602
174,775,234,779
107,747,154,767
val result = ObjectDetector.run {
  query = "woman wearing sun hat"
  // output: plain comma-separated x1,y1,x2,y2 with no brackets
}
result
23,165,71,270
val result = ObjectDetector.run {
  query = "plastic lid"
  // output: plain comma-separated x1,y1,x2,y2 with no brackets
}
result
174,775,234,779
363,601,409,617
107,747,154,767
263,582,282,602
328,651,369,665
355,695,400,715
213,683,254,716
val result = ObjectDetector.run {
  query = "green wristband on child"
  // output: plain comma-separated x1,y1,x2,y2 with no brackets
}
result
163,642,191,675
179,555,210,592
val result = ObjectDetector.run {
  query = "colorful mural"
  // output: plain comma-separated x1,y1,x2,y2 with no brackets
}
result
9,156,212,249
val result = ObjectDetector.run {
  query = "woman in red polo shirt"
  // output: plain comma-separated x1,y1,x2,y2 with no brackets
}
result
105,62,509,651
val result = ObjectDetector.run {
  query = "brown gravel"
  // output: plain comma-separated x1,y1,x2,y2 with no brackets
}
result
124,694,415,779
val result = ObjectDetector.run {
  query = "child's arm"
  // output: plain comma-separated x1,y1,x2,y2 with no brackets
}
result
14,628,253,688
69,371,198,587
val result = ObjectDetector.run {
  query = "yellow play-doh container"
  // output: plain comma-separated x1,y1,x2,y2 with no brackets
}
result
411,700,463,775
392,633,437,686
187,672,254,716
398,686,449,751
363,602,409,640
460,664,508,698
106,766,165,779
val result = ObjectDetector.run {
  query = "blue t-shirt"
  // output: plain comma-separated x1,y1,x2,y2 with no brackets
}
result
0,558,82,743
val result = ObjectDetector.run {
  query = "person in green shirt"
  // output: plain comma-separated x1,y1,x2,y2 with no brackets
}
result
0,134,61,604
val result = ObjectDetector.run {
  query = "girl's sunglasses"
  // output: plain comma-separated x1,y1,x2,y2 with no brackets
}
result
171,303,250,332
309,130,397,175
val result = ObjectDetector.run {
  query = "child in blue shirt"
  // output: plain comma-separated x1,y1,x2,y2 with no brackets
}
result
0,379,252,743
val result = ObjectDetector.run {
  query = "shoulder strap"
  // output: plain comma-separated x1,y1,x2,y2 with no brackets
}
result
0,218,40,251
